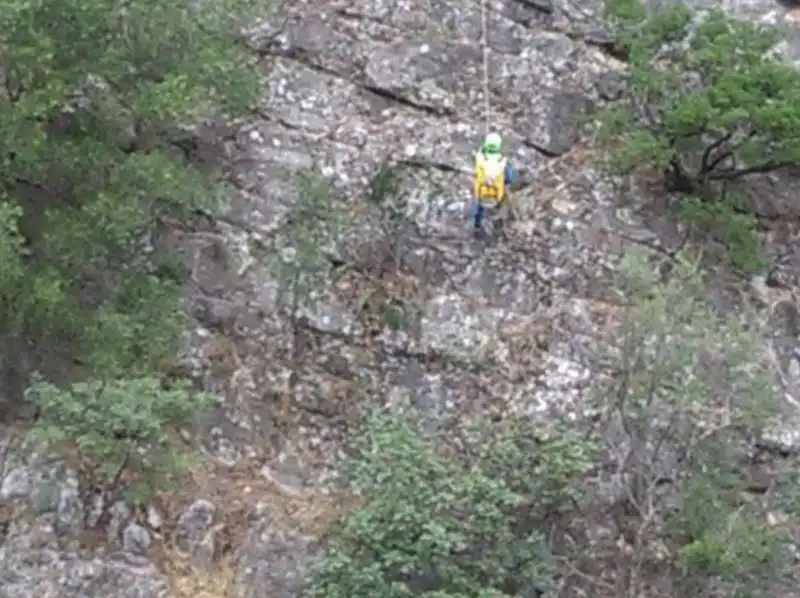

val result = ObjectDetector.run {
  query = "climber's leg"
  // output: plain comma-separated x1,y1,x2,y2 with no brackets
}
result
495,199,510,235
472,200,485,231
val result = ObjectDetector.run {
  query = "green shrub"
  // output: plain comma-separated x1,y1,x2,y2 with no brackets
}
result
593,249,794,597
307,410,598,598
676,196,766,273
29,376,211,501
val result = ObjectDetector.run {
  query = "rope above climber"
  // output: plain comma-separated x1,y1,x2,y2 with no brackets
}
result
468,0,517,236
470,132,514,235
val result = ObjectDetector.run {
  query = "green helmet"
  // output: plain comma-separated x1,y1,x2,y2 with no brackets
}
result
482,132,503,154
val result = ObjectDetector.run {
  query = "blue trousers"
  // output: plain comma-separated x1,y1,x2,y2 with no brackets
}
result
472,198,506,229
472,200,485,229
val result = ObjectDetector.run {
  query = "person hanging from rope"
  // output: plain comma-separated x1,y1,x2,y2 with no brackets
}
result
471,132,514,234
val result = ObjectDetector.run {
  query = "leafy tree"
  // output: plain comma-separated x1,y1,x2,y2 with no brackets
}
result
307,410,598,598
28,376,211,507
0,0,262,489
582,249,797,598
0,0,261,374
365,161,412,275
676,196,765,274
263,170,348,379
598,0,800,192
355,161,446,333
272,172,346,314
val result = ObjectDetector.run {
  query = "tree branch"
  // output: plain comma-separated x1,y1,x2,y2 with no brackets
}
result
706,159,798,181
698,131,733,177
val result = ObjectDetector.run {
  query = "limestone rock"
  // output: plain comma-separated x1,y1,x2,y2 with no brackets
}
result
235,516,316,598
174,499,217,570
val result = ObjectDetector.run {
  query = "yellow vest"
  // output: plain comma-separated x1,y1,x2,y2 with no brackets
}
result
474,153,507,203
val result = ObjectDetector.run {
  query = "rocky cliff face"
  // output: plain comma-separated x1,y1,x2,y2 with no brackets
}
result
4,0,800,596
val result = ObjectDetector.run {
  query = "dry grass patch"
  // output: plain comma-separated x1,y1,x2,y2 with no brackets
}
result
166,555,238,598
158,457,357,598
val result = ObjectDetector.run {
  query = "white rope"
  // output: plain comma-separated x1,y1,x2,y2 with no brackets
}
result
477,0,521,221
479,0,491,136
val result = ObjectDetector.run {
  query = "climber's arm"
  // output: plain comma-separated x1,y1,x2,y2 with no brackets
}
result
472,153,481,199
503,163,518,219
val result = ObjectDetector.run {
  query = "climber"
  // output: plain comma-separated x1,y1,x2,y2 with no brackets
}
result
471,132,514,234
